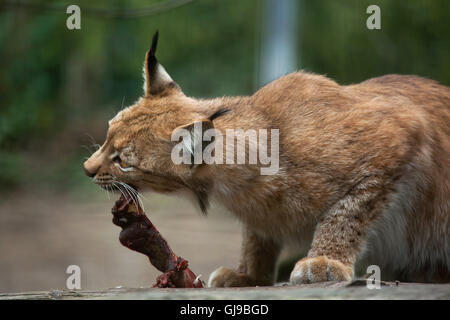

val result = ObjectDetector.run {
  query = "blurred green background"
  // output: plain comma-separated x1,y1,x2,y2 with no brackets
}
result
0,0,449,195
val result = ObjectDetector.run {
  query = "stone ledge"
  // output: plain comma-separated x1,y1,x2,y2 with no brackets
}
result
1,281,449,300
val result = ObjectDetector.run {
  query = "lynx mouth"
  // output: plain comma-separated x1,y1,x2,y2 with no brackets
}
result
100,182,138,194
99,183,118,192
98,181,145,211
96,179,138,193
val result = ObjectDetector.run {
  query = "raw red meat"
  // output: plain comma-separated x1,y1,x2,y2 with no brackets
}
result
111,194,203,288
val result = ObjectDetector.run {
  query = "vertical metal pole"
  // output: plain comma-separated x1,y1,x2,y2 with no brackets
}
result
259,0,298,87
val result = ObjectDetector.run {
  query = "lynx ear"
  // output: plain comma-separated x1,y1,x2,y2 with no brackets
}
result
172,119,214,166
177,120,214,156
144,31,180,96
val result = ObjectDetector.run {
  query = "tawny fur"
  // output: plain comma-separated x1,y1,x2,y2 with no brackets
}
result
84,43,450,286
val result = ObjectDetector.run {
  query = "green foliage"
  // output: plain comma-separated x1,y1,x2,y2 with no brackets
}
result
300,0,450,84
0,0,448,192
0,151,24,188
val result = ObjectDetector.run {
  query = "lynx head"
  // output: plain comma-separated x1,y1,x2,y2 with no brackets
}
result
83,31,217,212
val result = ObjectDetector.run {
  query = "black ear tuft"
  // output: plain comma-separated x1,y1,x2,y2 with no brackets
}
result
150,30,159,56
147,30,159,79
144,30,180,96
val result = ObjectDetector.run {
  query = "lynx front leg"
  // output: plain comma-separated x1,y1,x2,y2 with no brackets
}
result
208,227,280,287
290,177,389,284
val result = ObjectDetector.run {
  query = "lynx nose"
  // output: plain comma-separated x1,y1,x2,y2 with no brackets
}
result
83,164,96,178
83,158,100,178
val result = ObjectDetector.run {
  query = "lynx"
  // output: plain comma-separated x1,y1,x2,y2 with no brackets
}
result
84,32,450,285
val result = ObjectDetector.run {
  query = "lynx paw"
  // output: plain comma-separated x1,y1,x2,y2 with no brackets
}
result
290,256,353,284
208,267,254,287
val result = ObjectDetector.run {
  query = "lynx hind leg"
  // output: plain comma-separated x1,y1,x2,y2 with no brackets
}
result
208,267,254,287
208,227,280,287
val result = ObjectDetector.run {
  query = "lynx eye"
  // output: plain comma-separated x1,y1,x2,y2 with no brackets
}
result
112,155,132,169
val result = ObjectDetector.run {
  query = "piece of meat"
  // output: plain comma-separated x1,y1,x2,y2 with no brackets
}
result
111,194,203,288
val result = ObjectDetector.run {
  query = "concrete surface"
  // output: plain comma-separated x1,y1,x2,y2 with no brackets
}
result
1,280,449,300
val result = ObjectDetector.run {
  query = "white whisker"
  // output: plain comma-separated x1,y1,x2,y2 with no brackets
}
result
126,184,141,212
125,183,145,213
118,182,139,212
121,96,126,111
81,145,93,154
109,175,145,213
112,182,126,201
